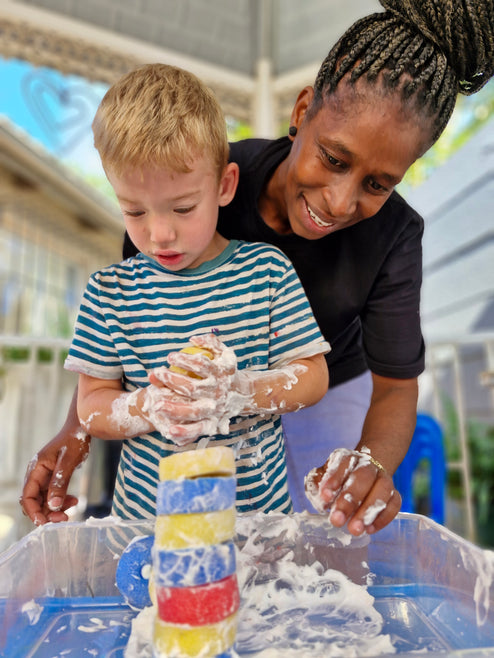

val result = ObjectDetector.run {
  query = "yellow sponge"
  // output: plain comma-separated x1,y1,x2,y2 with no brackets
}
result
159,447,235,481
155,508,236,549
169,346,213,378
153,611,238,658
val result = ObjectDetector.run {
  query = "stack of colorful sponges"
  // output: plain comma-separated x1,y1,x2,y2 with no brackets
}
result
153,446,239,658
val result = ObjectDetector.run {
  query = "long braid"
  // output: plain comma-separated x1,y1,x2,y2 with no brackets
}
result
313,0,494,146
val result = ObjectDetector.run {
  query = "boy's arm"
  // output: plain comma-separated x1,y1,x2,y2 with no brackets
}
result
238,353,329,415
77,374,167,440
77,375,152,439
77,373,220,440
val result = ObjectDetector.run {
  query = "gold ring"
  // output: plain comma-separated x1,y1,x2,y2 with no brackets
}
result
367,454,387,473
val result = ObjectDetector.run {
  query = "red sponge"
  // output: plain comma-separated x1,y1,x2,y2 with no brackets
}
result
156,573,240,626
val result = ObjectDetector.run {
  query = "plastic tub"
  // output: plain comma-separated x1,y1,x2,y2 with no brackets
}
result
1,512,493,657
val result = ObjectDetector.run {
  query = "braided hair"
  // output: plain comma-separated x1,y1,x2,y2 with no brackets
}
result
313,0,494,145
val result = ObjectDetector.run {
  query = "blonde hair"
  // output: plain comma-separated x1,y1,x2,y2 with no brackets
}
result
92,63,229,177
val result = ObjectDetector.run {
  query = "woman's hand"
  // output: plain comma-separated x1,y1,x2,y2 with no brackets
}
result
305,448,401,535
20,429,90,526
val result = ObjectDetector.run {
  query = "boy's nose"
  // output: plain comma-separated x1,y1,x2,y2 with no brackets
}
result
150,216,176,244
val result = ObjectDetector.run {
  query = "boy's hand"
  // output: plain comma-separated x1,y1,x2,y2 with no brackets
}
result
305,448,401,535
20,430,90,525
147,334,253,444
141,384,220,445
154,334,244,398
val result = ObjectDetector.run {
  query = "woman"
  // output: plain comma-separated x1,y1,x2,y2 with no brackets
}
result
20,0,494,535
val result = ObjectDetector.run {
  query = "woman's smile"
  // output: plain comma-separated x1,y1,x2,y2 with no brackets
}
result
305,198,336,230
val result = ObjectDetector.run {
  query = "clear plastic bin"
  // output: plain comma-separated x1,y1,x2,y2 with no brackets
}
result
1,512,494,657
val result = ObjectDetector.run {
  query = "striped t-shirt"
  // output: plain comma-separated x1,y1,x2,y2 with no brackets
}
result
65,240,330,520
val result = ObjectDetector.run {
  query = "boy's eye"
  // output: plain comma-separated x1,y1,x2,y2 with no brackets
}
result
175,205,195,215
124,210,145,218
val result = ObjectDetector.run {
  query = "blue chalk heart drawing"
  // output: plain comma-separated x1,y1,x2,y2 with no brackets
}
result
21,69,101,155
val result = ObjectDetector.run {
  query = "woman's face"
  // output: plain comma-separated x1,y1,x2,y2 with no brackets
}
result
280,83,430,240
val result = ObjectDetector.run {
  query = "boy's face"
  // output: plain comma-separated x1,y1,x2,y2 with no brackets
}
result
108,155,238,271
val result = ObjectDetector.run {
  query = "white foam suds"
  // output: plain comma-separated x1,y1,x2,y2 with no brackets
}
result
75,429,90,442
460,544,494,626
77,617,108,633
21,599,43,625
125,605,154,658
81,411,101,432
237,558,393,656
362,500,386,526
110,389,153,436
305,448,357,513
125,513,393,657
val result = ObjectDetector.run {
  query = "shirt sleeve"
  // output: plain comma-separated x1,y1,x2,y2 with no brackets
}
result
267,250,331,368
64,273,124,380
362,213,425,379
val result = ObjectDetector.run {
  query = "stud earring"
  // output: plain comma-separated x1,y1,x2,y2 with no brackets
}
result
288,125,297,137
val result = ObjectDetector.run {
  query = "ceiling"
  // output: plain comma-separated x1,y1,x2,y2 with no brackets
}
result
0,0,382,134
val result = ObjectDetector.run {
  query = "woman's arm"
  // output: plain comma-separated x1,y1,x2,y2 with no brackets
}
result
359,374,418,474
309,205,423,535
306,373,417,536
20,386,91,525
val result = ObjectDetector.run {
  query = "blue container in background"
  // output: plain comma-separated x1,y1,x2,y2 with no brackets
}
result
394,413,447,524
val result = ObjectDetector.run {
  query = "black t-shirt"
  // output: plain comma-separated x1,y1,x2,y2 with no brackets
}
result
123,137,425,387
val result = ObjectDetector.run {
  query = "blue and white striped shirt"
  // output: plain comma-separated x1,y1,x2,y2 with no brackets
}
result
65,240,330,519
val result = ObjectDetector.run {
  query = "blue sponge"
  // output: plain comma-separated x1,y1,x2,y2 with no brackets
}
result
156,476,236,515
116,534,154,609
153,541,237,588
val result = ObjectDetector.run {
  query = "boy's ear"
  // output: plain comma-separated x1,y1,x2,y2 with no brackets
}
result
218,162,239,207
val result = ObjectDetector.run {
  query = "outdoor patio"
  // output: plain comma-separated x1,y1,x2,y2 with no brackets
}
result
0,0,493,554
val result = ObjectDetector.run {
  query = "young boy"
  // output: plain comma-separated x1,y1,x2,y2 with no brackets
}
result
64,63,330,521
